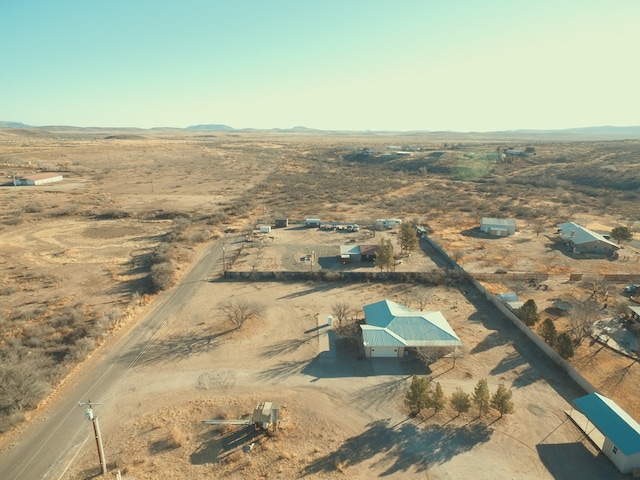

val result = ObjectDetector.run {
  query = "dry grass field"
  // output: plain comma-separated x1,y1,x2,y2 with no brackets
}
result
1,127,640,479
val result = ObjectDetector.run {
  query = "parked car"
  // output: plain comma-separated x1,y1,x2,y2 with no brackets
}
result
624,284,640,294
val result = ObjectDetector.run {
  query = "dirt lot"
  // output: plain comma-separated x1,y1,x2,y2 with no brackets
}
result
61,223,628,479
1,129,639,479
65,276,624,480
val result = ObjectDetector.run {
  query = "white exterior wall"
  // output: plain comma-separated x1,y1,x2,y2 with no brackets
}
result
603,436,640,474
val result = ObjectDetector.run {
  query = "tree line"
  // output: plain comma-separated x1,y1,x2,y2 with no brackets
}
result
405,376,514,419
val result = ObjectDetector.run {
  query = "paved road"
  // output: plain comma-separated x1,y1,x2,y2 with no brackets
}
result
0,239,229,480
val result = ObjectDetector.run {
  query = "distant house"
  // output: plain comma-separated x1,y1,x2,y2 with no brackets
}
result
274,218,288,228
480,218,516,237
339,244,377,264
339,245,361,263
15,172,63,186
361,300,462,358
557,222,620,256
573,392,640,474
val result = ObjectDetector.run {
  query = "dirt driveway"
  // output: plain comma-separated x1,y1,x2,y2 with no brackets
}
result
65,271,626,479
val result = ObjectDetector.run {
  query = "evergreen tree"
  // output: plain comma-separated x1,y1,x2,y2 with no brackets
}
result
556,332,575,359
374,238,395,272
516,299,539,326
429,382,446,413
490,383,515,417
472,378,490,417
450,388,471,417
404,376,431,416
399,222,418,254
538,318,558,346
610,225,633,244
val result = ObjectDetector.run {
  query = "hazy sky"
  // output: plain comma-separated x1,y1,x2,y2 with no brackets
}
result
1,0,638,131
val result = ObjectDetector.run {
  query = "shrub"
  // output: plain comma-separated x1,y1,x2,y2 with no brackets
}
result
150,262,176,291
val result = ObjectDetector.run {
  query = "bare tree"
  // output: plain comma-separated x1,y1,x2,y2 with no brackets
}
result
218,298,264,330
581,276,611,303
331,302,351,327
569,297,601,345
413,289,431,311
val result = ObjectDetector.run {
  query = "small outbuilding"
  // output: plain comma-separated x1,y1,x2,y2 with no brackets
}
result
480,218,516,236
274,218,288,228
15,172,63,186
573,392,640,474
339,245,361,263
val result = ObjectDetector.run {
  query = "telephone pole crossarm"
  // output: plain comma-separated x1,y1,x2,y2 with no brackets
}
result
77,399,107,475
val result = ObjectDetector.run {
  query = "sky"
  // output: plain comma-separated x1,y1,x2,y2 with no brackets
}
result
1,0,639,131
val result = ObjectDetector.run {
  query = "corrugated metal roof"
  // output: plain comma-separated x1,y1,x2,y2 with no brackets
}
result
362,300,461,348
361,325,407,347
481,218,516,228
340,245,361,255
574,392,640,456
557,222,619,248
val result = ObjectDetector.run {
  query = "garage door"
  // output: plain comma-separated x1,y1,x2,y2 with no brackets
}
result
370,347,398,358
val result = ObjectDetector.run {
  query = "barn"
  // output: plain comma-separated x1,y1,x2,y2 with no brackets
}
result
573,392,640,474
480,218,516,236
16,172,63,186
361,300,461,358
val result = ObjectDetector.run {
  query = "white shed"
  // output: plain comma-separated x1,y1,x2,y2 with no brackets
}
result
480,218,516,236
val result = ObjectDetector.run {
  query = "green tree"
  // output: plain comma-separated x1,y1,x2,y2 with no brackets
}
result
610,225,633,244
516,299,539,326
538,318,558,346
450,388,471,416
404,376,431,416
399,222,418,254
490,383,515,418
428,382,446,413
556,332,575,359
472,378,490,417
374,238,395,272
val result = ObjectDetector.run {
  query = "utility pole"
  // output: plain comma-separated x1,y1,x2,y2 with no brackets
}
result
78,399,107,475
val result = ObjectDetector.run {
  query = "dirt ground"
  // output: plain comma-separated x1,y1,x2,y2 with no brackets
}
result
1,130,638,479
61,225,628,479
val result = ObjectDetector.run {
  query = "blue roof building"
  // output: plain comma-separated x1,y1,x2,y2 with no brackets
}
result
574,392,640,473
361,299,461,358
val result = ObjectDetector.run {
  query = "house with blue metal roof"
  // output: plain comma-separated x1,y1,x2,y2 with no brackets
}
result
361,299,462,358
573,392,640,474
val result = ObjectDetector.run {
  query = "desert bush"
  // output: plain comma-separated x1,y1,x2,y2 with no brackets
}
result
24,202,42,213
151,242,173,265
0,284,17,296
168,426,186,448
69,337,95,362
187,230,209,244
150,261,176,291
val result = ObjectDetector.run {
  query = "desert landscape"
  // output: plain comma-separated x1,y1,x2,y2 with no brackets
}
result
1,127,640,479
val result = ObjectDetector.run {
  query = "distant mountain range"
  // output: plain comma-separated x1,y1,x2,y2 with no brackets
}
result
2,121,640,138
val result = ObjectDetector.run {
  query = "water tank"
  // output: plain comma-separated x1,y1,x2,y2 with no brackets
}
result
327,315,333,326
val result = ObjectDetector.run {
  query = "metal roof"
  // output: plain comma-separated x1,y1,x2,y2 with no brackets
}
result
361,325,407,347
340,245,361,256
480,218,516,227
574,392,640,456
557,222,619,249
362,300,461,348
